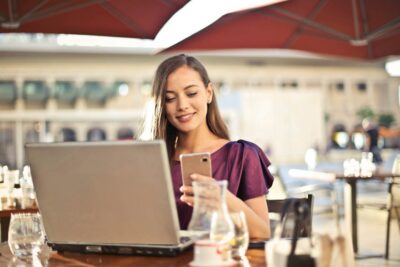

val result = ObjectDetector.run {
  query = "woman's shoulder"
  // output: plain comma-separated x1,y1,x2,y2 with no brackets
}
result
219,139,268,162
224,139,264,154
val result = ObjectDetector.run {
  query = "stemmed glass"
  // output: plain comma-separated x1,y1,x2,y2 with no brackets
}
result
8,213,45,261
229,211,249,259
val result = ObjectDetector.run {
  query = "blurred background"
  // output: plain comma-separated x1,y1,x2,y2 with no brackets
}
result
1,1,400,263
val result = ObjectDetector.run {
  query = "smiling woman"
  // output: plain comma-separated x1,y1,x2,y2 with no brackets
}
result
150,54,274,239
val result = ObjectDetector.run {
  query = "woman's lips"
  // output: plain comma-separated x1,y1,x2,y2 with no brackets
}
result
177,113,194,123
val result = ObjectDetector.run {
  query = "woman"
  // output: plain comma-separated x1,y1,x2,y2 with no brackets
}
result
151,54,274,238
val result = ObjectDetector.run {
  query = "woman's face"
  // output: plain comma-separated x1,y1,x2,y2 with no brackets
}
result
164,65,212,134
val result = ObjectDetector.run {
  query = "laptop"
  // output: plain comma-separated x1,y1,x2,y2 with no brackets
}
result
25,140,195,256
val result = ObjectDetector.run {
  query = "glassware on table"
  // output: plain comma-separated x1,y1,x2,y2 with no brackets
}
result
209,180,234,245
188,180,227,233
188,180,234,263
188,180,234,240
360,152,375,177
4,169,18,208
229,211,249,259
20,167,36,209
8,213,45,260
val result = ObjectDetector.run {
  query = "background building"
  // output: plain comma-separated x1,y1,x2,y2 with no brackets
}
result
1,43,399,169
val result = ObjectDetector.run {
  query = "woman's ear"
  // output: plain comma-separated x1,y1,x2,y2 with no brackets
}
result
207,82,213,104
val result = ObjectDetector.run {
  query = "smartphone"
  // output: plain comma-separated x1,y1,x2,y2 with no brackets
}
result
180,152,212,186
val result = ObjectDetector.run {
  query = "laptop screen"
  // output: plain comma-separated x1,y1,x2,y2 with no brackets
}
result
25,140,181,246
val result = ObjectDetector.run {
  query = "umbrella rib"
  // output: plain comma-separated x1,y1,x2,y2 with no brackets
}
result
351,0,360,39
363,17,400,42
283,0,329,48
22,0,106,23
99,2,148,38
18,0,49,23
7,0,16,22
358,0,372,57
359,0,369,35
269,6,352,42
161,0,177,8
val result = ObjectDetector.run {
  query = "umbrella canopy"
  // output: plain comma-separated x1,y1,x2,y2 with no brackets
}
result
164,0,400,60
0,0,188,39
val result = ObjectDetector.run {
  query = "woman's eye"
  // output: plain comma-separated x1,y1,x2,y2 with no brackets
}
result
187,92,197,97
165,97,175,102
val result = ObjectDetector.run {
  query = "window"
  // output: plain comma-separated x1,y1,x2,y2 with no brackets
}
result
87,127,107,141
23,81,48,102
54,81,77,103
83,81,108,103
112,81,130,97
0,81,17,103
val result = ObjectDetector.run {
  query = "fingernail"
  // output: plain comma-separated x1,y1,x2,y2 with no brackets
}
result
179,186,184,192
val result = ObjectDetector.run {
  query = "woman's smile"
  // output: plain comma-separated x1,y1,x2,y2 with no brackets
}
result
176,112,195,123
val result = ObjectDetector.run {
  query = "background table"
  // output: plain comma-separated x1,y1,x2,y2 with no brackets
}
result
0,243,267,266
0,197,39,242
335,172,400,258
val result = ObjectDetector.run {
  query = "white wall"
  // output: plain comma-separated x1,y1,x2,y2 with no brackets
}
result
239,89,324,163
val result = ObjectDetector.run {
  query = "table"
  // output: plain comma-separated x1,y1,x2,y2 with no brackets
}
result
288,168,400,258
0,242,267,266
0,197,39,242
335,172,400,258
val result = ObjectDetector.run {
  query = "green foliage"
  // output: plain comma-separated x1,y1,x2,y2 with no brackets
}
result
378,113,395,128
356,106,375,120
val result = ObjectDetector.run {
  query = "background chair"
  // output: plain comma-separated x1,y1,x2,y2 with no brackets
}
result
267,194,314,238
385,155,400,259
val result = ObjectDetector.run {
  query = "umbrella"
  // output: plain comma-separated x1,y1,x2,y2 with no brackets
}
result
0,0,188,39
164,0,400,60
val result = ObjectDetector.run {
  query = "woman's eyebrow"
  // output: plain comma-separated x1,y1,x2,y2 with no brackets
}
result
166,84,198,93
183,84,198,90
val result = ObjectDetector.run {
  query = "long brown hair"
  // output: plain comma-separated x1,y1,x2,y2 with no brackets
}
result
151,54,229,161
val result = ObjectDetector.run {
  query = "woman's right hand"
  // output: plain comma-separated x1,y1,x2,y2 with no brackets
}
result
179,185,194,206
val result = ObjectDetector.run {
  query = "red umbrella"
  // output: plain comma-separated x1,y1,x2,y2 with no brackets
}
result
164,0,400,60
0,0,188,39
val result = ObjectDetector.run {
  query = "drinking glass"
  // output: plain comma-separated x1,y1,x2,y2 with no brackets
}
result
229,211,249,258
8,213,45,259
4,169,18,207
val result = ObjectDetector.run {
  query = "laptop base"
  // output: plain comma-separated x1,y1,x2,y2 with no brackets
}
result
48,242,193,257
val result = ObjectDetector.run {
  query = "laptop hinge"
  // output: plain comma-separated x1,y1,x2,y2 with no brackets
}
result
85,245,102,253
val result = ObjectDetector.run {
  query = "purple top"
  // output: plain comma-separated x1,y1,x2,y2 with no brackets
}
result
171,139,274,229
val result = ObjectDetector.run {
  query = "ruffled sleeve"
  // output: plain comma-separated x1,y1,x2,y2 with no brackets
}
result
217,140,274,201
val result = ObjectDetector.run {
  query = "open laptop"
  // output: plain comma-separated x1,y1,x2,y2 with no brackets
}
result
25,140,195,256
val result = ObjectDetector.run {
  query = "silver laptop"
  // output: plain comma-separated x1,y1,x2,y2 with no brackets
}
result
25,140,194,256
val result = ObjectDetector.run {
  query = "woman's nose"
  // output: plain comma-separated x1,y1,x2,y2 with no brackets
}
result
177,96,189,110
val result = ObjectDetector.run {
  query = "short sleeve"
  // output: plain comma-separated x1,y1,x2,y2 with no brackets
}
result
230,140,274,200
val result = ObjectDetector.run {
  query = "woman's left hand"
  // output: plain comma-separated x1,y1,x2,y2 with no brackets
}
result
179,174,213,206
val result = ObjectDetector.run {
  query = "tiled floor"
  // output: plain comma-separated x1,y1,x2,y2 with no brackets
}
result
314,209,400,267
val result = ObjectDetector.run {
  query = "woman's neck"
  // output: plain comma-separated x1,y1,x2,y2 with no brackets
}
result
176,128,217,154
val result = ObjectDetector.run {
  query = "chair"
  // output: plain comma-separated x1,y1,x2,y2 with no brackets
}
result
267,194,314,238
385,155,400,259
277,164,339,216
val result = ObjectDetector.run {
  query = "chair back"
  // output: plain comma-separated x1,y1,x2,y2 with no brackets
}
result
267,194,314,237
392,154,400,174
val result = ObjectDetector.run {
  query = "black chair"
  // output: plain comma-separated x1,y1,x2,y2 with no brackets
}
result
267,194,314,238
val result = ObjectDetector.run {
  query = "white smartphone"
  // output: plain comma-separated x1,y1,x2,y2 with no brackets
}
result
180,152,212,186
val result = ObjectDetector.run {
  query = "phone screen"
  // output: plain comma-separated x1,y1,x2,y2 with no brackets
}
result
180,152,212,186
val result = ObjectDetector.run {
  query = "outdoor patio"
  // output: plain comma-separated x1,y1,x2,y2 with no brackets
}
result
314,208,400,267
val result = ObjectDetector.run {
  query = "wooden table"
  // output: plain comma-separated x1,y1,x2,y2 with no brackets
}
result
0,242,267,266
